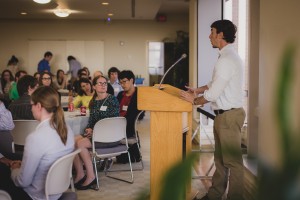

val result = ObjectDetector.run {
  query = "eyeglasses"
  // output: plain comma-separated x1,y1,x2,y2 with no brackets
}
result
42,77,51,80
96,82,107,86
120,79,129,85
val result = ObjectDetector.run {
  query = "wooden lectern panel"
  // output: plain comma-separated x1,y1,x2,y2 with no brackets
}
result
137,85,193,200
138,85,192,112
150,111,183,200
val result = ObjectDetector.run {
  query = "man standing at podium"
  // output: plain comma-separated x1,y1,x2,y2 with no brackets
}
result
180,20,246,200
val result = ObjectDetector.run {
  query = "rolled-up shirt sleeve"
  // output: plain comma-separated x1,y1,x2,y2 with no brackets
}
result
203,76,228,102
0,102,14,130
203,58,235,102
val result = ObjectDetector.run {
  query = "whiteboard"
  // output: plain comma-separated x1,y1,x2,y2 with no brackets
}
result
28,40,104,75
197,0,222,116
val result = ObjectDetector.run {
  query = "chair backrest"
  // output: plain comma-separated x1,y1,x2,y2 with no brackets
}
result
134,111,145,136
0,190,12,200
92,117,127,145
0,130,15,155
45,149,81,200
11,120,39,146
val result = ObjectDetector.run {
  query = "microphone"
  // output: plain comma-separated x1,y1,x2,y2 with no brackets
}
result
158,53,187,89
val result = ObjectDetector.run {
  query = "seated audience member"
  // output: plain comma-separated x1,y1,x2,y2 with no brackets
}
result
9,70,27,101
9,75,38,120
0,100,14,131
71,78,94,109
69,69,89,95
33,72,40,82
93,70,114,96
39,71,54,88
116,70,144,163
82,66,91,80
108,67,123,96
0,100,15,190
54,69,67,90
0,100,20,165
0,86,75,200
73,75,119,190
1,70,14,96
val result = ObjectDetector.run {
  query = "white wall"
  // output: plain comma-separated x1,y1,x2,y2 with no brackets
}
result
0,15,188,85
258,0,300,166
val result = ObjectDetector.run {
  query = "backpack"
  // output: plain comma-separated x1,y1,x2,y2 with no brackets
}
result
116,143,141,164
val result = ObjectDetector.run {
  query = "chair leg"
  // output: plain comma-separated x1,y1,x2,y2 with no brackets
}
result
93,156,100,190
105,152,134,184
127,152,134,183
70,176,75,192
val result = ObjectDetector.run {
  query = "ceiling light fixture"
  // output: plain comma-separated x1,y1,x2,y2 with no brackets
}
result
102,2,109,5
53,8,71,17
33,0,51,4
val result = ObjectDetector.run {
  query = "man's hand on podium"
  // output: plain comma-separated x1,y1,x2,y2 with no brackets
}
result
180,90,196,104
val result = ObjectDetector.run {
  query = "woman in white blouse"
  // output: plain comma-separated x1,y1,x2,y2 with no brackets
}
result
2,86,75,200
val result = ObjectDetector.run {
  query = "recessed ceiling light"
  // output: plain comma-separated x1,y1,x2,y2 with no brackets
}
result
102,2,109,5
21,12,27,15
33,0,51,4
53,8,71,17
108,13,114,16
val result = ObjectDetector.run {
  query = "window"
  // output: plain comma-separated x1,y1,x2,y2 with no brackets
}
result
148,42,164,76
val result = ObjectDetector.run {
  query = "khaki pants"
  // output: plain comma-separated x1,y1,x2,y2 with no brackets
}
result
208,108,246,200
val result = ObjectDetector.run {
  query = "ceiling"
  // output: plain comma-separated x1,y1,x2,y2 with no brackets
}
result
0,0,189,20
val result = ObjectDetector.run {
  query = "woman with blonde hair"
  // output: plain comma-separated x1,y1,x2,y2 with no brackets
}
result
1,86,75,199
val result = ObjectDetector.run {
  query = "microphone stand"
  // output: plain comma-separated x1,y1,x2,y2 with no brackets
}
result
158,54,187,89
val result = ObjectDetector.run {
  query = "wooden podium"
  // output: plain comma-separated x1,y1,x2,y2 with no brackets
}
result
138,84,193,200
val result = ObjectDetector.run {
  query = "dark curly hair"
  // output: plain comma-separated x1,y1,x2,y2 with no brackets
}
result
211,20,237,43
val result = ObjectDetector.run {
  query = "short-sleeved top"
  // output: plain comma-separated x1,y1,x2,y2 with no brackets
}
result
72,95,93,108
86,94,119,130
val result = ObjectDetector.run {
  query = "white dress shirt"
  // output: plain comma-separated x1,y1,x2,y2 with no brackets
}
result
203,44,244,110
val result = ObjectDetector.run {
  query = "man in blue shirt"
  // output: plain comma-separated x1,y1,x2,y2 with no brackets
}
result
37,51,53,73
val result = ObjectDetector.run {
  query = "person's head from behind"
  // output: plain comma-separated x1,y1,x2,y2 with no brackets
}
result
40,71,52,87
93,70,103,79
119,70,135,92
108,67,120,83
7,55,19,66
17,75,38,97
210,20,237,48
31,86,68,144
79,78,93,96
44,51,53,61
14,70,27,82
77,69,88,79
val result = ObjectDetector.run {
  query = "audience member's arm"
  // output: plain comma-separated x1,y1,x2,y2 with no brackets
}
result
0,101,14,130
0,154,13,166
